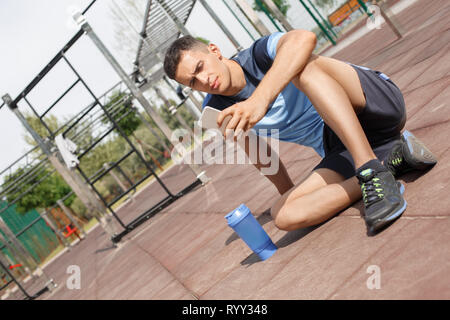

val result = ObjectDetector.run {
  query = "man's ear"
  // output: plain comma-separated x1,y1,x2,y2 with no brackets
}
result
208,43,223,60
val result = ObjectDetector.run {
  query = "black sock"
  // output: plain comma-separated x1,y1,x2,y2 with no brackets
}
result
356,159,387,175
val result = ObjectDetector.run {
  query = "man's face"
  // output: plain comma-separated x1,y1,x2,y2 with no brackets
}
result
174,44,232,95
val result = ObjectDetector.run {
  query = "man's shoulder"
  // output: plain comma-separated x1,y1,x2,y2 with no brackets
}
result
233,32,284,75
233,35,271,71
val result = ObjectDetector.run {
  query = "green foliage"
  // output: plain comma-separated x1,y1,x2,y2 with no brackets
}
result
12,91,181,218
78,135,128,178
132,114,170,166
253,0,290,16
178,105,196,129
157,99,196,131
3,167,72,214
158,104,178,131
102,91,141,137
196,37,210,45
24,113,60,147
69,197,91,220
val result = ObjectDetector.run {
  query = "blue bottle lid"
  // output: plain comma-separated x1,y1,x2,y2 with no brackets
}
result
225,204,250,228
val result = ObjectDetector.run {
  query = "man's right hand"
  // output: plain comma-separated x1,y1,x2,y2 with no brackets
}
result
217,95,269,141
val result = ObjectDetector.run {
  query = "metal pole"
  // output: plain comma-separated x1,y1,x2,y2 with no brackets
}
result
357,0,373,16
114,2,203,121
0,220,57,298
2,95,52,155
185,89,204,113
0,252,31,299
197,0,243,51
154,85,190,133
155,0,192,36
0,221,36,278
221,0,256,41
102,163,134,202
56,199,87,238
306,0,338,39
135,141,164,171
62,55,175,201
132,106,172,154
154,86,202,148
234,0,270,36
75,14,209,184
254,0,283,32
163,76,201,120
261,0,294,31
374,0,403,39
40,210,71,248
2,94,112,239
298,0,336,45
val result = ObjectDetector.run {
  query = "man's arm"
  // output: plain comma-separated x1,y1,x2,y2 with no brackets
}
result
218,29,317,136
243,134,294,195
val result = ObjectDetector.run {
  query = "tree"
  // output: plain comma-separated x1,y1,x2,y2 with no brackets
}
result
3,167,73,214
102,91,142,137
78,133,128,178
253,0,290,16
23,113,59,147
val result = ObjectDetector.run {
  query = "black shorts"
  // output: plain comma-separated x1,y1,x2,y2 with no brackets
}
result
314,63,407,179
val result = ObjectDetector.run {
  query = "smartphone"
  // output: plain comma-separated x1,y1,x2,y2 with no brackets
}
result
198,106,232,135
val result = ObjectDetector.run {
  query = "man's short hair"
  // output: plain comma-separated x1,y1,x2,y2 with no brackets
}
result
164,35,207,80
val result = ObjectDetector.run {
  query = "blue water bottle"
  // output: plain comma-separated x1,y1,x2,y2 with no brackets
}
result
225,204,277,261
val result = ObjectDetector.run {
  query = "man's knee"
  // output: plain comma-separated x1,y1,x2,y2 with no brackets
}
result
271,203,307,231
293,55,322,90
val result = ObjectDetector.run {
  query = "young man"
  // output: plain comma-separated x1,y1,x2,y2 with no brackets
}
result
163,30,437,235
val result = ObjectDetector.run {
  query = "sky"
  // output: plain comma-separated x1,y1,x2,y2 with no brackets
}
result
0,0,328,174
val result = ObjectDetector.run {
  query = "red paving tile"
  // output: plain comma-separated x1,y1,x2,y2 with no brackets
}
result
146,214,228,272
329,218,450,299
406,48,450,92
248,218,411,300
407,83,450,131
150,279,196,300
28,0,450,300
401,77,450,119
200,223,331,300
183,233,252,297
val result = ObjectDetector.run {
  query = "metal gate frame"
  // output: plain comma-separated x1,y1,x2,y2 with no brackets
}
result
2,22,202,245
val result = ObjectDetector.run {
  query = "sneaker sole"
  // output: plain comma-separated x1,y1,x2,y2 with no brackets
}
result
398,182,405,195
402,130,437,170
369,182,406,233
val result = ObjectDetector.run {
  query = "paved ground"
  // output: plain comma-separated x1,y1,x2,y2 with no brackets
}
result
9,0,449,300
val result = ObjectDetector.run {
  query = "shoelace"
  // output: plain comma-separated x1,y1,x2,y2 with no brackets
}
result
386,147,409,175
359,171,385,208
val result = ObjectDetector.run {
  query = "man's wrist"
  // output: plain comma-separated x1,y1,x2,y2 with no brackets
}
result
249,94,271,115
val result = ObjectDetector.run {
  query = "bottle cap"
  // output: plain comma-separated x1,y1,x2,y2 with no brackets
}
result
225,204,250,228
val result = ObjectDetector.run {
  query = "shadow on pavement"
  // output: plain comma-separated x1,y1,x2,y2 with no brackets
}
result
94,244,118,254
239,224,322,267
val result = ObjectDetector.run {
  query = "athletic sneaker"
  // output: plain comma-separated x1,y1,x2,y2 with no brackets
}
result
357,167,407,234
385,130,438,177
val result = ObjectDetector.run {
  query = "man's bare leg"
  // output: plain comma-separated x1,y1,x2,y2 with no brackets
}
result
271,168,361,231
291,55,410,234
243,134,295,195
292,55,376,169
